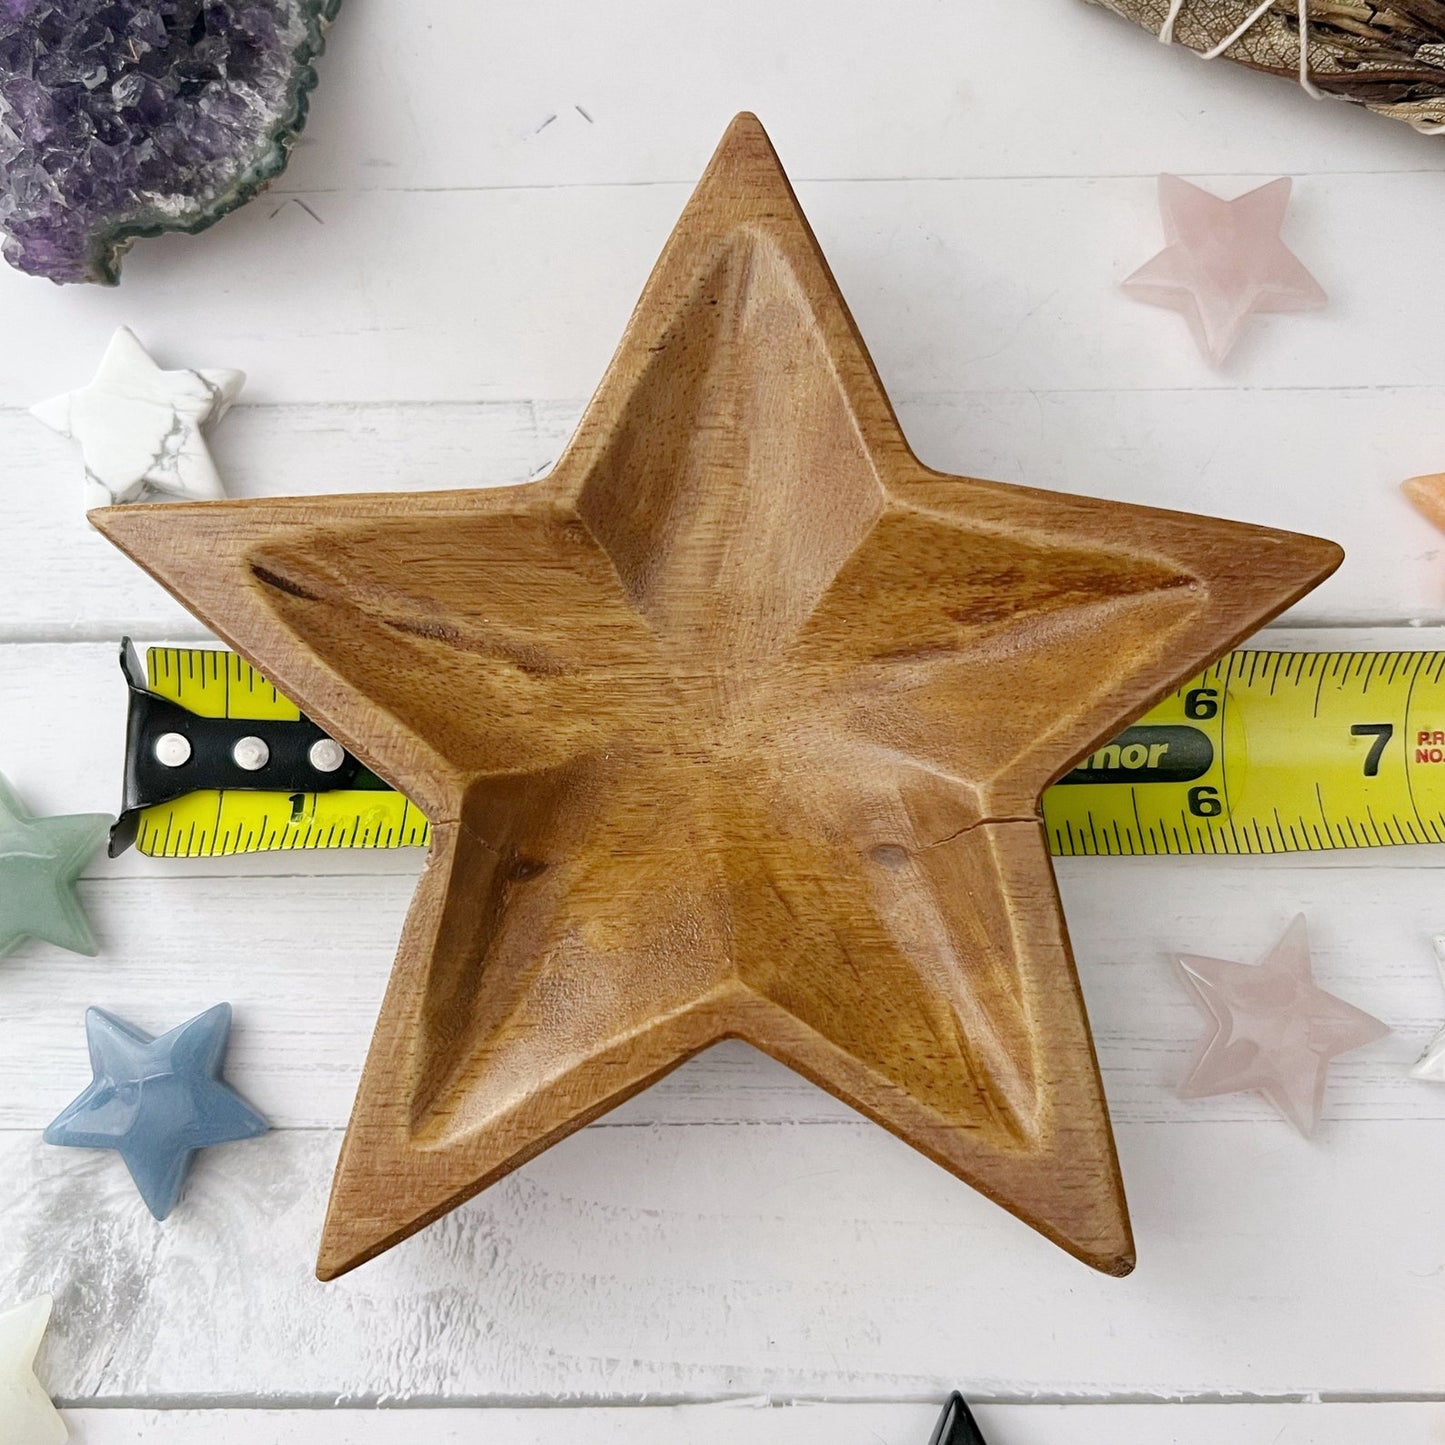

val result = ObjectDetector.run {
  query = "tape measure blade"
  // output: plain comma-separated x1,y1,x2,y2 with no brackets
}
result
1044,649,1445,857
134,790,432,858
131,645,1445,858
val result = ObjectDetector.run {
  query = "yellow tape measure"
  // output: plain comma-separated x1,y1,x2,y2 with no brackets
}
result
121,645,1445,858
1046,648,1445,855
127,646,428,858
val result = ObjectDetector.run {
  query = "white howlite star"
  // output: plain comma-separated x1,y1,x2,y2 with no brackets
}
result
0,1295,67,1444
1410,935,1445,1083
31,326,244,510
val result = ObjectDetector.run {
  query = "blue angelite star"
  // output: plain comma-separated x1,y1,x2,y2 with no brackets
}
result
44,1004,269,1219
0,772,110,959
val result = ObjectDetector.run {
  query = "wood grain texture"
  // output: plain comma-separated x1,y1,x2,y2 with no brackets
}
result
0,805,1438,1130
271,0,1445,192
4,387,1444,645
88,115,1342,1281
5,630,1445,880
4,1122,1442,1400
3,0,1443,1428
14,172,1445,411
0,0,1439,212
50,1403,1445,1444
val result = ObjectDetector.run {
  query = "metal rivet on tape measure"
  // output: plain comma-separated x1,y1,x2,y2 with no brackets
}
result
154,732,192,768
309,738,346,773
232,736,270,771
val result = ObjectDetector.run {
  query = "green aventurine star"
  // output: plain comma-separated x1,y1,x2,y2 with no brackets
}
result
0,774,110,959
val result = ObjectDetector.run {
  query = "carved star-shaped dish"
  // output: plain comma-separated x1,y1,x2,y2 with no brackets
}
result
93,115,1341,1280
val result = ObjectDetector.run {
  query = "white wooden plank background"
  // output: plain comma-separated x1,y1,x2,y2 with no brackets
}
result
4,0,1445,1438
47,1403,1445,1444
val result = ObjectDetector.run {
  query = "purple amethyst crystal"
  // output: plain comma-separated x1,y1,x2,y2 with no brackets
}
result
0,0,339,283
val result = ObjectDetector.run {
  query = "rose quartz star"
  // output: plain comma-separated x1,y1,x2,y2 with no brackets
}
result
1175,916,1389,1136
1124,175,1326,365
1402,472,1445,537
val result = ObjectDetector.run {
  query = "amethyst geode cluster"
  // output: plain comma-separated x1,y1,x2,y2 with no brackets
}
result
0,0,339,283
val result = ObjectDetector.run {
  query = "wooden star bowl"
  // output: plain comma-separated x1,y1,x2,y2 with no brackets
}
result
93,115,1342,1280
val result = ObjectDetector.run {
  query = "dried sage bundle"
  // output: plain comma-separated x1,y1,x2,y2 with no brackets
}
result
1083,0,1445,134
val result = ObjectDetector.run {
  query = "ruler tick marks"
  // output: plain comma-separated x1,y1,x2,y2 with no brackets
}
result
125,644,1445,861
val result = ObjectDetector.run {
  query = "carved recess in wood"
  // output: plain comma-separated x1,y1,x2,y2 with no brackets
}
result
92,114,1342,1280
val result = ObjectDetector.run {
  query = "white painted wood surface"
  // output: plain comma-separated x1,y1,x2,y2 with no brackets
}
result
47,1403,1445,1444
2,0,1444,1437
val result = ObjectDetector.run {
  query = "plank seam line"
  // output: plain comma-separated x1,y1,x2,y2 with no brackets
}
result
48,1391,1445,1410
2,1111,1441,1137
254,170,1445,195
9,382,1445,418
7,618,1443,647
